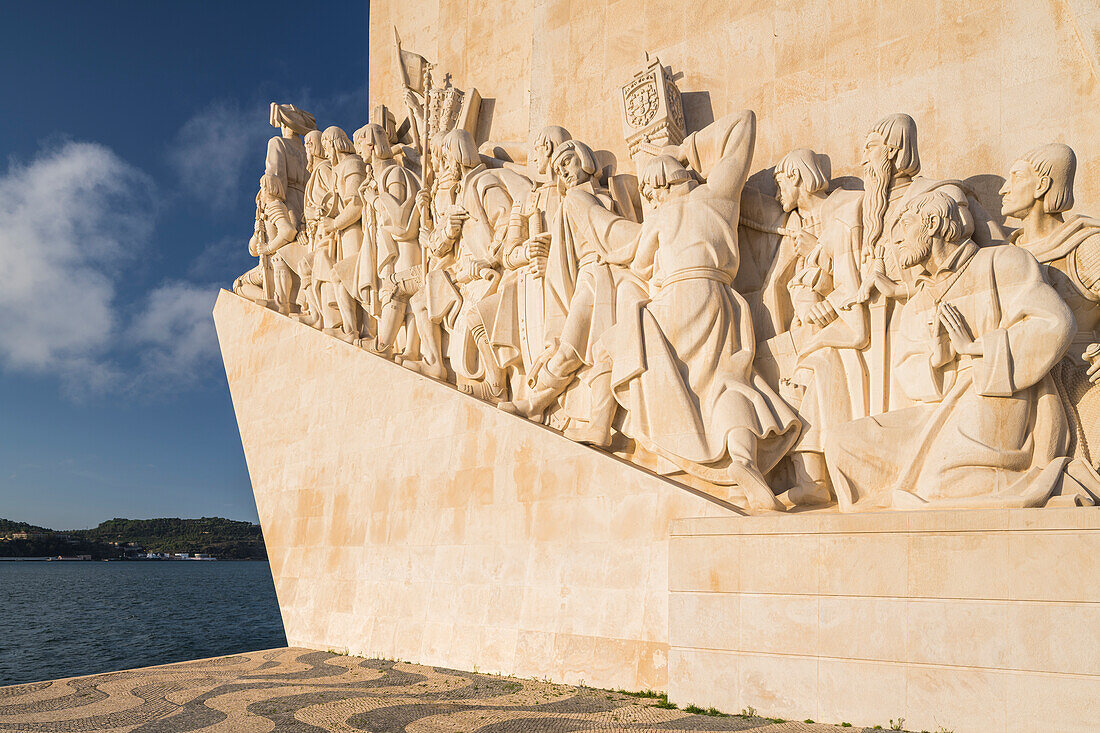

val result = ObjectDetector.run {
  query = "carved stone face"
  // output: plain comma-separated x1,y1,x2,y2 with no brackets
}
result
322,137,337,165
553,149,590,189
774,169,801,213
639,180,671,210
355,138,372,162
861,131,895,180
999,160,1042,218
894,207,935,268
440,147,464,186
532,137,553,176
305,137,323,162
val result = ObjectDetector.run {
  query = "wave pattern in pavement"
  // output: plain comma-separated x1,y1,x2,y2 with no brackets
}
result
0,648,905,732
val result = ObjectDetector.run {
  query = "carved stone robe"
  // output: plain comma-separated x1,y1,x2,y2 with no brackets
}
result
477,181,559,374
424,164,521,381
825,243,1100,510
598,111,801,484
356,159,421,313
1011,214,1100,467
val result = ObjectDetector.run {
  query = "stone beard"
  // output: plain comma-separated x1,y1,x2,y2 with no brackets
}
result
229,53,1100,514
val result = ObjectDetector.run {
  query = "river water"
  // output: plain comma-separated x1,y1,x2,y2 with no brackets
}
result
0,560,286,685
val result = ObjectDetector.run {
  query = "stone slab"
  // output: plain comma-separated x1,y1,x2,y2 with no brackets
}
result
214,290,727,691
668,508,1100,732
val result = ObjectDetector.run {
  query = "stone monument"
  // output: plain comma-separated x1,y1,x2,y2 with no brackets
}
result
215,3,1100,730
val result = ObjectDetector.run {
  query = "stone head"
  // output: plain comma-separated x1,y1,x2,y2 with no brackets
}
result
862,113,920,182
893,190,964,269
532,126,571,177
774,149,830,213
440,128,480,184
639,155,696,212
550,139,598,190
258,173,286,206
321,126,353,164
353,123,393,164
1000,143,1075,219
304,130,324,166
429,130,448,176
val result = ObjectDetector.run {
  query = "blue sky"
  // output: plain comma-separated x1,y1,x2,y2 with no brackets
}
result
0,1,368,529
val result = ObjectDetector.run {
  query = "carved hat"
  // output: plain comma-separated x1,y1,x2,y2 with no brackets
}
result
270,103,317,135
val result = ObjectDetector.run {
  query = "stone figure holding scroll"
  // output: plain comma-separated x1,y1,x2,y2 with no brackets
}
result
1001,143,1100,468
825,190,1099,510
584,111,802,512
762,149,866,507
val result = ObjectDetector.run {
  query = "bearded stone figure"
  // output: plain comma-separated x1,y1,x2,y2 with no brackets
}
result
825,190,1099,510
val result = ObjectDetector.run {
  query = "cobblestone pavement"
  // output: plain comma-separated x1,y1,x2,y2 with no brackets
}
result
0,648,910,732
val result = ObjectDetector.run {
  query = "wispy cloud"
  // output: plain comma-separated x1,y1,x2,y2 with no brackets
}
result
0,142,229,400
168,100,270,210
0,141,154,389
128,281,222,393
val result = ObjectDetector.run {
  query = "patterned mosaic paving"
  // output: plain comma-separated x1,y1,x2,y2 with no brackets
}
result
0,648,909,732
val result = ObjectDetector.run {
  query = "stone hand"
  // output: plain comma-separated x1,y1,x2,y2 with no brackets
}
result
524,232,551,264
1085,344,1100,384
358,178,378,201
444,210,469,240
939,302,981,357
805,299,838,328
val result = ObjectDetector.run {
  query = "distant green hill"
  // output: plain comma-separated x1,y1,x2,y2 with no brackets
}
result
0,518,52,534
0,517,266,559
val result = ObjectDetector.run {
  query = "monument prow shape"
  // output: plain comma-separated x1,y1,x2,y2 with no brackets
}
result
214,289,728,690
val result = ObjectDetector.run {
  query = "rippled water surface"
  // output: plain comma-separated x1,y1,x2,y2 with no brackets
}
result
0,560,286,685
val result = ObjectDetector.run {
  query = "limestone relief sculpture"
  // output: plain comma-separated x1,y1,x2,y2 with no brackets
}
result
231,34,1100,514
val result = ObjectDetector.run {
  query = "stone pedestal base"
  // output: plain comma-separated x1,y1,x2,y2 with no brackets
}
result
668,509,1100,732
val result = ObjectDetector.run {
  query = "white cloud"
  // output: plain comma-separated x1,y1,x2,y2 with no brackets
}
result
168,100,270,209
0,141,154,386
127,281,221,392
0,142,229,400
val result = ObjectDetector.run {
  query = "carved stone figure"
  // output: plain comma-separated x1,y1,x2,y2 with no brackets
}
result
417,129,525,389
498,139,633,427
288,129,340,330
1002,143,1100,467
763,149,863,507
825,191,1099,510
583,112,801,512
266,103,316,228
234,174,300,313
353,123,423,359
765,149,836,334
316,126,368,342
471,126,571,401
